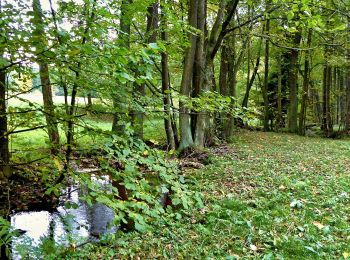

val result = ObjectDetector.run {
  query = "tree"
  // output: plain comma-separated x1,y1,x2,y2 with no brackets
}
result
32,0,60,154
178,0,198,150
160,0,176,150
298,29,312,135
262,0,271,131
0,66,9,180
287,28,302,133
345,17,350,132
112,0,132,135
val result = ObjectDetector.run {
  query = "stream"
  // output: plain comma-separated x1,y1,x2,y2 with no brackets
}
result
10,169,116,259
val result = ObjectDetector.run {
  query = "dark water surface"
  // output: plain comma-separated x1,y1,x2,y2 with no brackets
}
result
10,169,116,259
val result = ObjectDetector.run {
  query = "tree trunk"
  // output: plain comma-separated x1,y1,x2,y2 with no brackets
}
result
345,18,350,132
333,67,338,125
0,69,10,180
33,0,60,153
242,39,262,109
160,2,176,150
326,65,333,134
287,29,302,133
346,69,350,131
194,0,239,146
338,70,345,128
322,58,333,136
223,44,237,138
218,43,228,136
262,2,270,131
112,0,132,135
87,93,92,107
298,29,312,135
322,65,327,131
193,0,207,147
178,0,198,150
310,83,322,125
276,53,283,130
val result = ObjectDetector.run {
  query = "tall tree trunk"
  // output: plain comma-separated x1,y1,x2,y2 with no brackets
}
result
160,1,176,150
0,69,10,180
178,0,198,150
322,57,333,136
262,1,270,131
310,83,322,125
242,39,262,109
87,93,92,107
345,18,350,132
298,29,312,135
218,43,229,136
223,39,237,138
193,0,207,146
194,0,239,147
224,32,248,138
287,29,302,133
112,0,132,134
346,69,350,131
32,0,60,153
322,65,327,131
338,69,344,128
276,53,283,130
326,64,333,134
334,68,338,125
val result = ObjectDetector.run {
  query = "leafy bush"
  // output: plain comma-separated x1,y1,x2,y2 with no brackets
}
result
0,216,19,259
78,134,202,232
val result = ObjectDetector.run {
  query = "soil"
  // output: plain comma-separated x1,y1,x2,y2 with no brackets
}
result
0,171,59,216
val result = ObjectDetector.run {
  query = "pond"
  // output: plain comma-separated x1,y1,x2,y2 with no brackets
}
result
10,169,116,259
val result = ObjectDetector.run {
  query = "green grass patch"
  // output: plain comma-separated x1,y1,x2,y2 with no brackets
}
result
63,130,350,259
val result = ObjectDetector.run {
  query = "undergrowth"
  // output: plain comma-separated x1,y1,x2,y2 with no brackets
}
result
63,130,350,259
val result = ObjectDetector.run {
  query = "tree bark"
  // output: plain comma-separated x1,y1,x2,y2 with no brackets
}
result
178,0,198,150
193,0,207,146
87,93,92,107
32,0,60,154
160,2,176,150
345,18,350,132
322,45,333,137
262,9,270,131
112,0,132,134
298,29,312,135
0,69,10,180
276,53,283,130
194,0,239,147
242,39,262,109
287,29,302,133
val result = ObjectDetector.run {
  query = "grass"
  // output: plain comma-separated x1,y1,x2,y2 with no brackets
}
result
7,99,350,259
9,112,166,163
63,130,350,259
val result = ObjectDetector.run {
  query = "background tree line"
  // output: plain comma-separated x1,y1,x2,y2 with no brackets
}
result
0,0,349,180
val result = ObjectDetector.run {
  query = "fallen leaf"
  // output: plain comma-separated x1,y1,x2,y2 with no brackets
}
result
313,221,324,230
250,244,257,251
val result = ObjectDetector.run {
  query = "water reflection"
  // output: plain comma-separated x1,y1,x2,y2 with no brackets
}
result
10,172,116,259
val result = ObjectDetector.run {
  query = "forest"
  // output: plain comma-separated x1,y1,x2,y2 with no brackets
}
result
0,0,350,258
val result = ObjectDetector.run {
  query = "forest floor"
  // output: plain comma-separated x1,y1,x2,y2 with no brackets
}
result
63,130,350,259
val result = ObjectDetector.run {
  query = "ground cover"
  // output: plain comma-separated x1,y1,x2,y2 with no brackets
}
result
62,130,350,259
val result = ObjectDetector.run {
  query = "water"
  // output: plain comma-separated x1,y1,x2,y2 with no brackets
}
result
10,169,116,259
